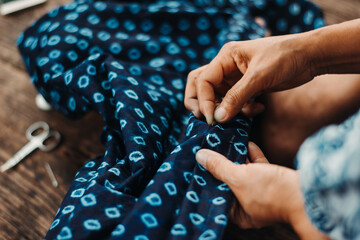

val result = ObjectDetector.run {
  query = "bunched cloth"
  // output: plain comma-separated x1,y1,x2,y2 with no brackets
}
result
18,0,324,239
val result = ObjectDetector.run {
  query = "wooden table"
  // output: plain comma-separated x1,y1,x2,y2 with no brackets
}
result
0,0,359,239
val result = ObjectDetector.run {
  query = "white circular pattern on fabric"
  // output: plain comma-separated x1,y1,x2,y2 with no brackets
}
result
111,224,125,236
186,191,199,203
199,229,217,240
81,193,97,207
108,167,120,176
171,223,187,236
214,214,227,225
164,182,177,196
145,193,162,206
124,89,139,100
62,205,75,215
194,175,207,186
127,76,138,85
50,219,60,230
234,142,247,155
143,101,154,113
71,188,85,198
110,61,124,69
171,145,181,154
134,235,149,240
83,219,102,231
135,108,145,118
133,136,146,145
120,119,127,130
206,133,221,147
186,122,193,137
158,162,171,172
137,121,149,133
151,124,161,135
189,213,205,225
212,197,226,205
57,226,72,239
149,58,166,68
105,207,121,218
141,213,158,228
129,151,145,162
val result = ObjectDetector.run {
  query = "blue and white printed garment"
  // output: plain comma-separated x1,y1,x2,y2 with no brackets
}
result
297,108,360,240
18,0,324,239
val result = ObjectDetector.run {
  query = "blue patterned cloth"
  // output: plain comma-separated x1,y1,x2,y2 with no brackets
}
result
297,108,360,240
18,0,324,239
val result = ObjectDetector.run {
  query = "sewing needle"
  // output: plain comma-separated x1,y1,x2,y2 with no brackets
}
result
45,162,58,188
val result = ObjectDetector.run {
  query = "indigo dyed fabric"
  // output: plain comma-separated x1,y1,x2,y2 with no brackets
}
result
297,108,360,240
18,0,324,239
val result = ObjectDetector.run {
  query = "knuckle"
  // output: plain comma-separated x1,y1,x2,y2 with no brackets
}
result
206,156,221,173
195,76,203,88
225,88,241,105
221,41,240,58
187,70,197,80
223,41,236,51
205,158,216,173
219,42,231,55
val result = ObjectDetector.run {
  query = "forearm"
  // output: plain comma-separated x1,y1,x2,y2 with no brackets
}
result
286,172,331,240
291,208,331,240
301,19,360,76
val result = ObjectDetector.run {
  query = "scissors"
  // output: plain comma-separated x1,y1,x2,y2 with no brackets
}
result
1,121,61,172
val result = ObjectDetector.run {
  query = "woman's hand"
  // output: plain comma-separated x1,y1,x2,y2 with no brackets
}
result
185,19,360,124
185,35,314,124
195,142,330,239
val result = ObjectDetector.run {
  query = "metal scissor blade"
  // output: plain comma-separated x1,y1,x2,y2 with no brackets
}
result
1,140,39,172
1,160,16,172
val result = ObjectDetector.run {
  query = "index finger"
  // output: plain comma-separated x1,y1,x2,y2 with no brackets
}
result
184,66,207,118
196,42,244,124
195,58,226,124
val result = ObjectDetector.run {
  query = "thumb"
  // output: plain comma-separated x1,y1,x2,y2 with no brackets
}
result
214,73,259,123
196,149,240,185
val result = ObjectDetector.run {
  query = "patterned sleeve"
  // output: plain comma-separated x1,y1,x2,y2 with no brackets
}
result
296,109,360,240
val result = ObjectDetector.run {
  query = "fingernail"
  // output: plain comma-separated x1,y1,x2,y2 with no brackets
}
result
214,107,227,122
196,150,208,169
248,141,256,150
206,115,214,126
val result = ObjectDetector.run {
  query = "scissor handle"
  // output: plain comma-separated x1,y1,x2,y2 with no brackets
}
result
26,121,50,140
26,121,61,152
39,130,61,152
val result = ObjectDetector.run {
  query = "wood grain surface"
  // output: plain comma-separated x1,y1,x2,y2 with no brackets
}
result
0,1,359,239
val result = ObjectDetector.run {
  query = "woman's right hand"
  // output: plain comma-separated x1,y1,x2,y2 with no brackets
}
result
184,34,315,124
185,19,360,124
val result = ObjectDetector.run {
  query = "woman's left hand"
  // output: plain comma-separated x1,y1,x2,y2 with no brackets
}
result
195,142,330,239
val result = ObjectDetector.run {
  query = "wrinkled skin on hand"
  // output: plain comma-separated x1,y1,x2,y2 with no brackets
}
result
195,142,330,240
184,35,314,124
